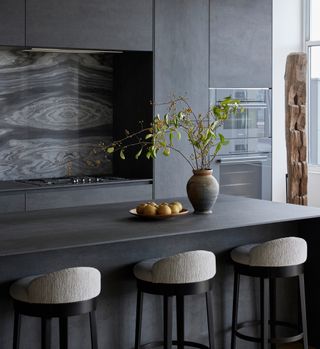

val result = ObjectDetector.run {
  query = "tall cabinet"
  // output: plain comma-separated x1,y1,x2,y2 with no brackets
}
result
154,0,210,198
210,0,272,88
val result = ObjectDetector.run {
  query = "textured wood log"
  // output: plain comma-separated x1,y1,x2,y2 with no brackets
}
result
285,53,308,205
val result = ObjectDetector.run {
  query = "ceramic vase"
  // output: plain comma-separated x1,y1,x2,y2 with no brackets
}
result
186,169,219,214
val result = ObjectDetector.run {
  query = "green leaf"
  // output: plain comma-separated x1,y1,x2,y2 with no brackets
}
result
135,148,143,159
219,133,225,142
120,149,125,160
163,148,170,156
106,147,114,153
215,143,222,155
169,132,173,146
164,113,169,125
145,133,153,140
176,130,181,140
146,151,151,159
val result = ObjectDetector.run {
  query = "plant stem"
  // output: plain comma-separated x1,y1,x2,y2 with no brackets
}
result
167,145,195,170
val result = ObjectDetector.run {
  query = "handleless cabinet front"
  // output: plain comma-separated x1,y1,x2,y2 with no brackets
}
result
154,0,209,199
0,0,25,46
26,0,153,51
210,0,272,88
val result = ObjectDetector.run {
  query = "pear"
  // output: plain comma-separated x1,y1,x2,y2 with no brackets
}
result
169,203,180,214
157,204,172,215
143,204,157,216
136,203,147,214
170,201,183,212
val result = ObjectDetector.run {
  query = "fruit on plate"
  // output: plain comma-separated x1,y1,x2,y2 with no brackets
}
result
157,204,172,215
170,201,183,212
136,203,147,214
135,200,184,216
142,204,157,216
169,203,180,214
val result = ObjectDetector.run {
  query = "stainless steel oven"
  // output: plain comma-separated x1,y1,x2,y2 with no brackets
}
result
213,153,272,200
210,88,272,200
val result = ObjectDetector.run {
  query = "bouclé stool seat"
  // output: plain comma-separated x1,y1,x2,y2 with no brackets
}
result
10,267,101,349
230,237,308,349
133,250,216,349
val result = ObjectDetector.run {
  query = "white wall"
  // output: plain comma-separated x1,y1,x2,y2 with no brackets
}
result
309,166,320,206
272,0,303,202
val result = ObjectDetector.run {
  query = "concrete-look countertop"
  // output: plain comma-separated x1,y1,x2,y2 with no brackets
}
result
1,194,320,257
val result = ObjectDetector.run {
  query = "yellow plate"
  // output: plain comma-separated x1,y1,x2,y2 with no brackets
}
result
129,208,189,219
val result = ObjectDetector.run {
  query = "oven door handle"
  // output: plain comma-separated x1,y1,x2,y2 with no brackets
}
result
216,155,269,164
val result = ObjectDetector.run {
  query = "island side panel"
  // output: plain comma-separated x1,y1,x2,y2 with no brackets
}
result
298,217,320,348
0,221,299,349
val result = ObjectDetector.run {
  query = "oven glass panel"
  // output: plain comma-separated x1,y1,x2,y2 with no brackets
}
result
219,163,261,199
209,88,271,139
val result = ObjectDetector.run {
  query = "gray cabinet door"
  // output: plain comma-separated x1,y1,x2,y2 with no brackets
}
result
154,0,209,199
210,0,272,88
26,0,152,51
0,0,25,46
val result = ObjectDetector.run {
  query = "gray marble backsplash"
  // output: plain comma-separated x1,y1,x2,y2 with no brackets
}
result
0,49,113,180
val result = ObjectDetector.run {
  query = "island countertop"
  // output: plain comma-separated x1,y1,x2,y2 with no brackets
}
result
1,194,320,257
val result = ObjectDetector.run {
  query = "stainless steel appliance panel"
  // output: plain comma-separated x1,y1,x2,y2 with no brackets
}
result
209,88,272,140
210,88,272,200
213,153,272,200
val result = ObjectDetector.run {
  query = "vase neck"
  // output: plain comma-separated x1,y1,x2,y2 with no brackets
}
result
192,169,213,176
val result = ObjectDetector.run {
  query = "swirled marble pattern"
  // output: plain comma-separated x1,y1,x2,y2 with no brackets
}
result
0,50,113,180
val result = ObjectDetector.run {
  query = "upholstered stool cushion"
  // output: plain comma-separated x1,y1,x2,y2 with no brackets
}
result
10,267,101,304
231,237,307,267
134,250,216,284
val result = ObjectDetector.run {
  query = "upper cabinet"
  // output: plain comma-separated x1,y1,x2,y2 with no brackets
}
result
0,0,25,46
26,0,153,51
210,0,272,88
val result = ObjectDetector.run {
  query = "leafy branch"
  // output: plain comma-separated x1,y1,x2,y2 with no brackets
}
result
103,96,241,170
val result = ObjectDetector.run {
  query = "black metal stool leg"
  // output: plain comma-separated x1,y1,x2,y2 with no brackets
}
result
260,278,269,349
231,271,240,349
41,318,52,349
90,311,98,349
163,296,173,349
298,274,308,349
59,317,68,349
135,289,144,349
13,311,21,349
206,290,215,349
176,295,185,349
269,278,276,349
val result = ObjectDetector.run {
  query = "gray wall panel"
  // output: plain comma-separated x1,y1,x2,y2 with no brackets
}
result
154,0,209,199
210,0,272,88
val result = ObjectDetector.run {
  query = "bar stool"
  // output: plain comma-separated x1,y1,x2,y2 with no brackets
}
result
230,237,308,349
10,267,101,349
133,250,216,349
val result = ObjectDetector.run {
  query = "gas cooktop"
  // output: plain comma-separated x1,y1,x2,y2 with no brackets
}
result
17,176,128,186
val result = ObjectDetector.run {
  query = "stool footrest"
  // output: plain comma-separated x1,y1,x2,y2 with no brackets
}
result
235,320,304,344
139,340,210,349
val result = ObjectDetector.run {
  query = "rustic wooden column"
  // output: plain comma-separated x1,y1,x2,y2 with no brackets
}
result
285,52,308,205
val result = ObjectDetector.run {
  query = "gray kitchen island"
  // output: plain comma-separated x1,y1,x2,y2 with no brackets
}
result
0,195,320,349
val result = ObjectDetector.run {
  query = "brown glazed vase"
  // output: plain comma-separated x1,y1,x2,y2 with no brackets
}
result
186,169,219,214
